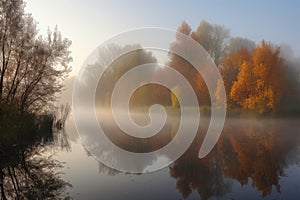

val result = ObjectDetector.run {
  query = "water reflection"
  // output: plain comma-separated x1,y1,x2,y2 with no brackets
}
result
218,120,285,196
0,124,71,199
53,129,72,152
170,118,300,199
91,117,300,199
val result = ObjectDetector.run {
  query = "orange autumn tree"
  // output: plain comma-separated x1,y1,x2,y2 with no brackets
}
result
168,21,210,106
230,41,286,113
215,48,252,108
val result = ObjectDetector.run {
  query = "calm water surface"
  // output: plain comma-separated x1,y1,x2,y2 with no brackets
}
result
56,115,300,200
2,116,300,199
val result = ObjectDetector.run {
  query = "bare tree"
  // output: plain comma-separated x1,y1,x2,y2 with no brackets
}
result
86,43,157,108
192,20,230,66
191,20,213,53
226,37,256,53
211,24,230,66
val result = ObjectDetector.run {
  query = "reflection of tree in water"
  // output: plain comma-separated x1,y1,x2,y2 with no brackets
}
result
81,146,121,176
98,111,178,154
53,130,72,152
170,125,231,200
170,156,231,200
78,117,300,199
218,119,298,196
0,124,71,199
98,162,121,176
170,119,300,199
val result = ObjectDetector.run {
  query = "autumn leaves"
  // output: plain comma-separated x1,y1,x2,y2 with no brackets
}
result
170,21,295,114
93,20,298,115
216,41,287,113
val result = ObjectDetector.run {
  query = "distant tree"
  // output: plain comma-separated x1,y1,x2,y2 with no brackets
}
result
192,20,230,66
191,20,213,53
151,68,172,106
92,43,157,107
176,20,192,36
226,37,256,53
278,44,300,111
169,21,210,106
130,84,154,107
0,0,72,115
211,24,230,66
230,41,286,113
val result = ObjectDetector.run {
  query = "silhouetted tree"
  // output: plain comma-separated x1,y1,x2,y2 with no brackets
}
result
0,0,72,116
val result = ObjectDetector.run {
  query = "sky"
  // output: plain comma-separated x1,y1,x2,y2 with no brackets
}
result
25,0,300,75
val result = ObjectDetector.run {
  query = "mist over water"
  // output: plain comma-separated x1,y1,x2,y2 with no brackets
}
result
1,0,300,199
50,114,300,199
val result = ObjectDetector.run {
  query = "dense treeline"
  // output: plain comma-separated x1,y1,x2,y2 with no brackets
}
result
92,44,157,108
166,20,299,114
94,20,299,114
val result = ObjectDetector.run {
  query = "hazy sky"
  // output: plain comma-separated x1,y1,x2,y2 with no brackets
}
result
25,0,300,75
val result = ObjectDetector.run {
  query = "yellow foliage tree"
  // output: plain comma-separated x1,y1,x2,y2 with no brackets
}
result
230,41,286,113
171,85,181,108
215,48,252,108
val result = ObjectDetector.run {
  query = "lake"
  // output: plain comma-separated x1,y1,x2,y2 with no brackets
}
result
1,115,300,199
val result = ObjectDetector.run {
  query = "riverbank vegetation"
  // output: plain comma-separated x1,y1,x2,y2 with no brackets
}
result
92,20,299,116
0,0,72,134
